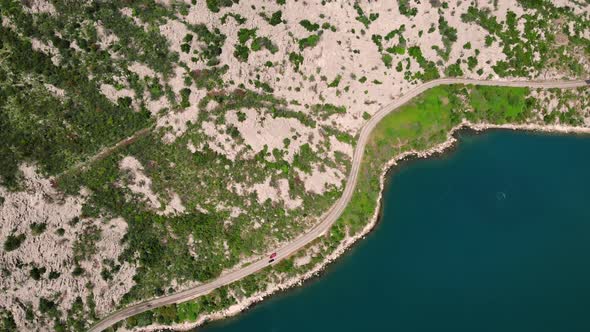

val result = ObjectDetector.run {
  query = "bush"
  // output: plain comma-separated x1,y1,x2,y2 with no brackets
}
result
300,19,320,32
4,234,26,252
206,0,236,13
445,63,464,77
234,43,250,60
251,37,278,54
289,52,304,70
72,265,85,277
328,75,342,88
30,266,47,281
298,34,320,50
382,54,393,68
30,222,47,236
237,28,257,44
267,11,283,26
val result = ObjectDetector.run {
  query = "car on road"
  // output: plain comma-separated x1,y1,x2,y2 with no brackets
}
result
586,80,590,85
269,252,277,259
268,259,275,263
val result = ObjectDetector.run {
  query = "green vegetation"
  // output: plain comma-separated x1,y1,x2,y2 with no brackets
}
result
382,54,394,68
190,65,229,91
261,10,284,26
337,86,454,233
234,28,277,60
220,12,247,25
251,37,278,54
327,75,342,88
445,62,464,77
312,104,346,120
0,20,152,188
398,0,418,17
466,86,531,124
234,44,250,62
436,16,458,60
206,0,238,13
53,85,341,316
300,19,320,32
238,28,257,44
30,266,46,281
407,46,440,81
30,223,47,236
187,24,227,66
73,225,101,262
467,56,479,71
333,85,536,237
4,233,26,252
461,3,590,78
298,34,321,50
0,309,17,331
289,52,305,71
354,2,379,28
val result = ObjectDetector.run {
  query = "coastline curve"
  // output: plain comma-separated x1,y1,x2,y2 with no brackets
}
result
89,79,589,332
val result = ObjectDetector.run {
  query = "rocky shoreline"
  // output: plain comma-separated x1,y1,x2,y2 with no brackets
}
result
135,121,590,332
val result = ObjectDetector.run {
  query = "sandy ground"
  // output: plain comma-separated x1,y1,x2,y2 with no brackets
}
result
119,156,186,216
30,38,61,65
296,164,345,195
116,0,589,214
0,165,136,330
251,176,302,210
23,0,56,15
141,0,589,206
100,83,135,104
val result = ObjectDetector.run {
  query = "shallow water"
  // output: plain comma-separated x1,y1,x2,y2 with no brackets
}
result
199,130,590,332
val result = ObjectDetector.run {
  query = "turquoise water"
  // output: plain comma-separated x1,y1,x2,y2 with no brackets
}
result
200,131,590,332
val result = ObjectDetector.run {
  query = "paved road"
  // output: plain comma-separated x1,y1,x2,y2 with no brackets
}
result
89,79,588,332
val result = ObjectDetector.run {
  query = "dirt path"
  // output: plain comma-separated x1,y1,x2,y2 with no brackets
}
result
56,125,154,181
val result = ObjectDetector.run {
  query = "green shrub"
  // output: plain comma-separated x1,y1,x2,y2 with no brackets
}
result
289,52,304,70
30,266,46,281
300,19,320,32
445,63,464,77
269,11,283,25
251,37,278,53
382,54,393,68
398,0,418,17
206,0,237,13
234,44,250,61
30,223,47,236
238,28,257,44
4,234,26,252
298,34,320,50
328,75,342,87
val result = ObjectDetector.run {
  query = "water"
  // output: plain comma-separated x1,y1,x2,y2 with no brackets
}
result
199,131,590,332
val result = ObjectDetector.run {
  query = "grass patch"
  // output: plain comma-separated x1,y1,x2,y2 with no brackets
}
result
334,86,455,235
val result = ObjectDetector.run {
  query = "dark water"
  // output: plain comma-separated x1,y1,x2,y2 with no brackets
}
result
199,131,590,332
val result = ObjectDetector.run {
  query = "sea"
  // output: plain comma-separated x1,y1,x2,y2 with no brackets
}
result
199,130,590,332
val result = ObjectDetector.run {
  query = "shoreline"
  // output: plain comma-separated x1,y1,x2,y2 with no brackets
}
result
134,121,590,332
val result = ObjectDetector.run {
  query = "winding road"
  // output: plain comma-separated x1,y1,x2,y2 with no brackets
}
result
89,78,588,332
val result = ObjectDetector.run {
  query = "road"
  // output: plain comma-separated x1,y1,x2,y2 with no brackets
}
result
89,78,588,332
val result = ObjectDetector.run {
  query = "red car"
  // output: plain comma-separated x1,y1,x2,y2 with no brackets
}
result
269,252,277,259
